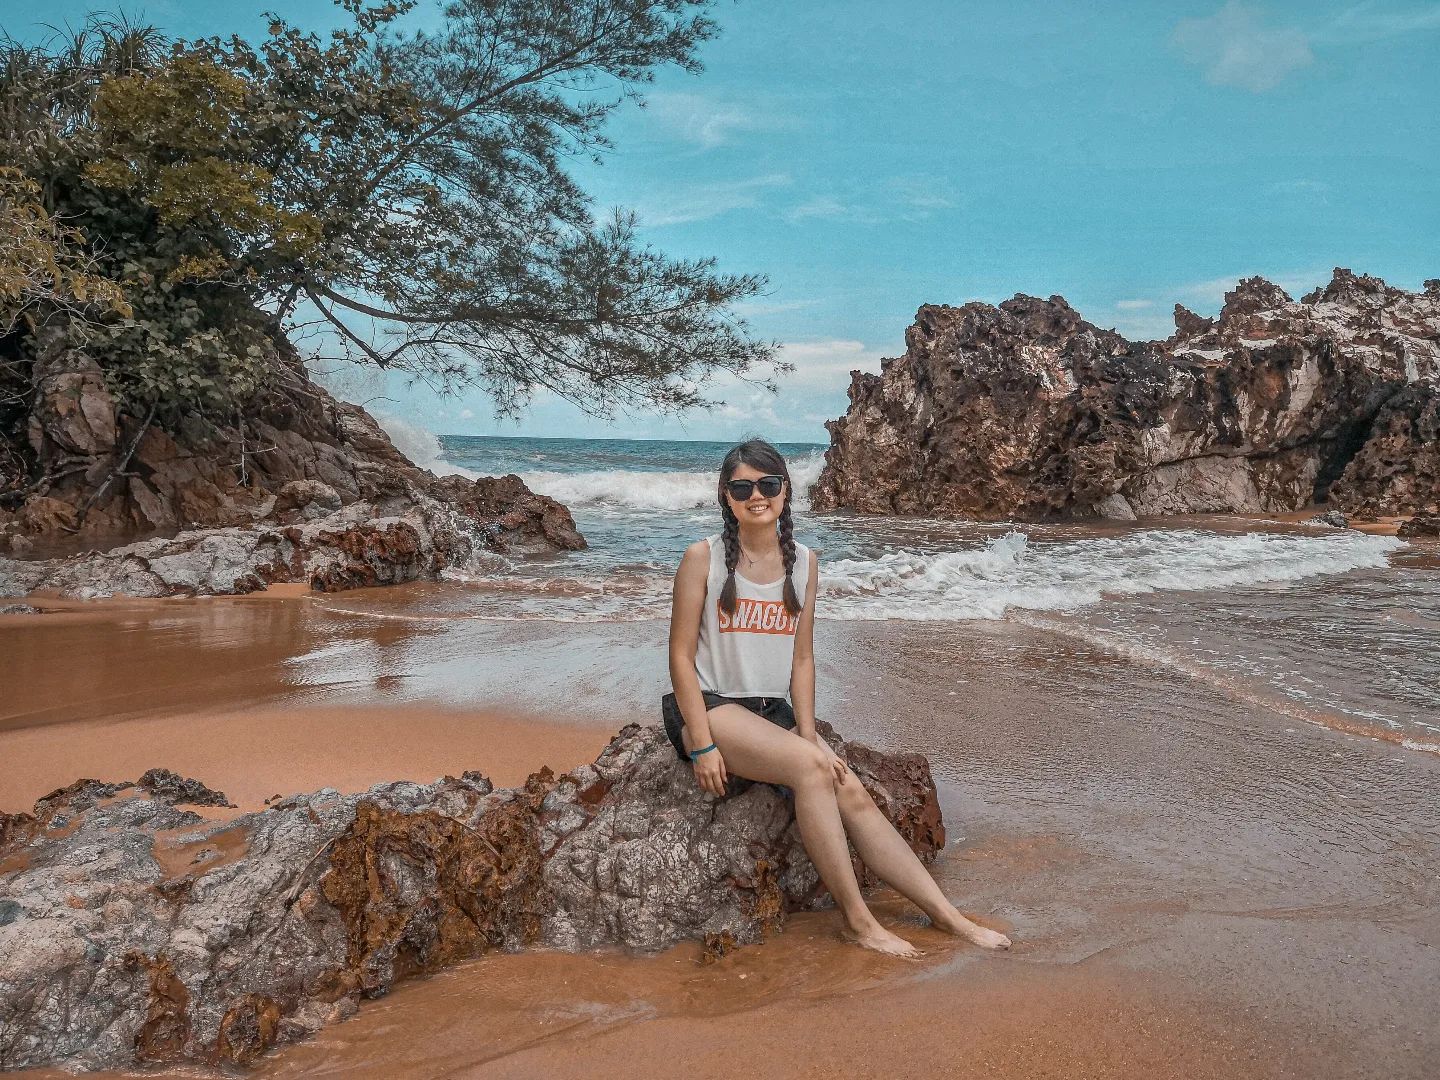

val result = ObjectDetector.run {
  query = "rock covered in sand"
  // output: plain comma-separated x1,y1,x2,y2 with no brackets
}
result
0,721,943,1071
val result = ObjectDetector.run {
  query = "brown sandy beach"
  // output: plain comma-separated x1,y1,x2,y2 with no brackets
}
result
4,587,1437,1079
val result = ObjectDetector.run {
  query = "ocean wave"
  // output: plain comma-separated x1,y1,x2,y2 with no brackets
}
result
375,414,481,481
418,527,1405,626
818,529,1405,620
514,450,828,511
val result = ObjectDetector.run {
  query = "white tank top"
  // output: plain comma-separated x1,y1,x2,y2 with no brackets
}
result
693,532,812,698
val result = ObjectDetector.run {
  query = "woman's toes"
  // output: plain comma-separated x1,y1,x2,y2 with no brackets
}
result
935,912,1011,949
841,925,924,959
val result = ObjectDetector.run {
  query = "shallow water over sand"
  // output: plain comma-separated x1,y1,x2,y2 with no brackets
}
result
3,584,1438,1078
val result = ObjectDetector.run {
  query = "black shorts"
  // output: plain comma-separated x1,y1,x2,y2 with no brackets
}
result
661,691,798,799
661,690,797,763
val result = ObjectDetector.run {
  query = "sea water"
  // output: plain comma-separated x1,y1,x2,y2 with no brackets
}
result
362,430,1439,746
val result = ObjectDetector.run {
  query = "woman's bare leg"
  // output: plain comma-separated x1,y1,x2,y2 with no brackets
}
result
830,763,1010,949
835,786,1012,948
701,704,921,959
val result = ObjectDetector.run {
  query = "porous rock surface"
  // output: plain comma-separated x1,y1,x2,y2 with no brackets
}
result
1398,509,1440,538
0,721,943,1071
0,330,583,597
811,270,1439,518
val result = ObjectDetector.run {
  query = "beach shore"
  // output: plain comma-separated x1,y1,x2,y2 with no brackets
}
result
3,587,1437,1078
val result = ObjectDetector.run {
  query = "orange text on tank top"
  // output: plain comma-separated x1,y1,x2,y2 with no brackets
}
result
694,532,810,698
717,597,798,636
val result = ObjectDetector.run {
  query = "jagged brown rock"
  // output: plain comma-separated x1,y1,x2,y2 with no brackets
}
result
1397,509,1440,538
0,334,584,597
0,324,584,595
0,720,944,1072
811,269,1439,518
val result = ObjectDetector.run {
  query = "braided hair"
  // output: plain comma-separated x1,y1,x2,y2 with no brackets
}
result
716,438,803,618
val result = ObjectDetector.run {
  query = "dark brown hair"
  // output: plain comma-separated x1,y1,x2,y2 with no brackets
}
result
716,437,802,618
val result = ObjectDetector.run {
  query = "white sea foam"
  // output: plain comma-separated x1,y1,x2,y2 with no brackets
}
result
423,526,1404,628
515,450,827,511
819,529,1405,621
374,414,481,480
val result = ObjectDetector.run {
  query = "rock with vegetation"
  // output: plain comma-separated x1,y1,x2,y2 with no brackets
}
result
0,720,944,1071
811,270,1439,519
0,328,586,597
2,2,782,585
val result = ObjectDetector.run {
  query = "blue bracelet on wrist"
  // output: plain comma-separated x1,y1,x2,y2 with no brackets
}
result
689,742,717,761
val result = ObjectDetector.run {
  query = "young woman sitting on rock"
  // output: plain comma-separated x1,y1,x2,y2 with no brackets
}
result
662,437,1012,958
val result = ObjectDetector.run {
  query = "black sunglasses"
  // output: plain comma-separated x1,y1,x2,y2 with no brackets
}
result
725,475,785,500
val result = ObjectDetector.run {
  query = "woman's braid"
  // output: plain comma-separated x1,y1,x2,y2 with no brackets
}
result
778,498,801,616
713,438,803,617
718,501,741,617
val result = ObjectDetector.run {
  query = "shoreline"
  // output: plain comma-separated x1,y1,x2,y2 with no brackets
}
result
4,591,1438,1077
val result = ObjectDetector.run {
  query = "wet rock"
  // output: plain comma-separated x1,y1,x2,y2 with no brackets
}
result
0,723,943,1071
1326,382,1440,516
812,269,1440,518
14,496,78,534
1397,510,1440,538
214,993,282,1066
1306,510,1349,528
25,325,119,460
273,479,343,520
137,770,234,809
125,953,191,1065
0,330,585,587
0,476,583,599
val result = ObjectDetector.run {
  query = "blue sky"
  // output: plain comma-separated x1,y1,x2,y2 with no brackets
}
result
12,1,1440,442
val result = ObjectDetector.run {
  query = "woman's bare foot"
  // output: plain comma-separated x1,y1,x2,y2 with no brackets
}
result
932,909,1012,949
840,922,923,959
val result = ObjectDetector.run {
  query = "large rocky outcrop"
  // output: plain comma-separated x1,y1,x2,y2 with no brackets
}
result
810,270,1439,519
0,721,943,1072
0,327,583,597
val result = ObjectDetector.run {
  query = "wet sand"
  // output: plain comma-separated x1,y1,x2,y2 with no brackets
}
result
0,703,615,816
4,589,1438,1078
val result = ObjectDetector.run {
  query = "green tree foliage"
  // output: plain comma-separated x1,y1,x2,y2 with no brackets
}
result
0,16,297,428
1,0,782,431
0,168,130,333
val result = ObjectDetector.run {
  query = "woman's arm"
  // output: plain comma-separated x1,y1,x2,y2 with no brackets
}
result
790,547,821,741
668,540,716,754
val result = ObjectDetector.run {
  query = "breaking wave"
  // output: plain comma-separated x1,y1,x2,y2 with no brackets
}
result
513,451,827,511
375,414,481,481
820,528,1404,621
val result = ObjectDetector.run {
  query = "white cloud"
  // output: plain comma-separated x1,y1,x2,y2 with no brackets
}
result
783,175,957,226
1323,3,1440,41
783,195,860,224
1268,178,1330,202
730,297,822,317
770,338,887,389
638,91,798,149
1175,268,1330,308
1172,3,1314,92
630,172,792,227
715,392,784,430
1115,299,1155,310
1109,310,1183,342
885,175,958,213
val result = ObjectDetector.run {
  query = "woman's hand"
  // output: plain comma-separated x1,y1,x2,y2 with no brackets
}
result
808,731,849,785
691,746,729,796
